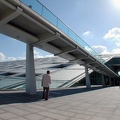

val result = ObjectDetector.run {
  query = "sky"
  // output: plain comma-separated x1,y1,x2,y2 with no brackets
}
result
0,0,120,62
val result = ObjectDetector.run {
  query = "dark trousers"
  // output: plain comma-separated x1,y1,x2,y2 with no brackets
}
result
43,87,49,100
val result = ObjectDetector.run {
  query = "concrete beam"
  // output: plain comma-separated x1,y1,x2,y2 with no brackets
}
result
55,47,78,56
22,12,55,34
0,7,22,27
37,42,62,54
70,56,88,62
59,36,76,48
0,23,39,43
32,33,60,46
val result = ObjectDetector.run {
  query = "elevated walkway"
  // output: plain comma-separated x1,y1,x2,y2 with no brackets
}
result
0,0,118,77
0,0,119,94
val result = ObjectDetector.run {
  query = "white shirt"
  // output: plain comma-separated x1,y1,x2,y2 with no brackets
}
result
41,73,51,87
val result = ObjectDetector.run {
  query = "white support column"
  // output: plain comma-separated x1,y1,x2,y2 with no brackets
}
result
101,73,105,87
85,66,91,88
26,43,37,95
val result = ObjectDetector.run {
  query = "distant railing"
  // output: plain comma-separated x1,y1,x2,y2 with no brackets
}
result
20,0,105,63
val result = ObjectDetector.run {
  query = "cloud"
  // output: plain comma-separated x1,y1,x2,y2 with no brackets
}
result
45,54,54,57
34,50,45,58
0,52,16,62
83,31,91,36
103,27,120,46
82,31,94,40
92,45,110,54
18,56,26,60
34,50,40,55
111,48,120,54
0,50,54,62
20,50,54,59
7,57,16,61
0,52,6,61
92,45,120,55
34,49,54,59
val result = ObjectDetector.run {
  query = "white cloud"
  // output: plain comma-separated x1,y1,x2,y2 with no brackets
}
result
83,31,91,36
34,49,54,59
92,45,110,54
103,27,120,46
111,48,120,54
92,45,120,55
7,57,16,61
45,54,54,57
34,50,44,58
0,52,6,61
101,50,110,55
18,56,26,60
0,50,54,62
82,31,94,40
0,52,16,62
34,50,40,55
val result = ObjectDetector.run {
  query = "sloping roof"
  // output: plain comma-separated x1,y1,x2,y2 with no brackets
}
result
0,57,86,89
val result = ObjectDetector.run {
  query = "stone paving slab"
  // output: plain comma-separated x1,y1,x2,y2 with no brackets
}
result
0,86,120,120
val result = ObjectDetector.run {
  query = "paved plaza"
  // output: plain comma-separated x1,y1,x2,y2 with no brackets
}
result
0,86,120,120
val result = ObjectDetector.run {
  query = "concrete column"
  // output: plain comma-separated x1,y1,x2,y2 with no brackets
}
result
109,77,112,86
101,73,105,87
26,43,37,95
85,66,91,88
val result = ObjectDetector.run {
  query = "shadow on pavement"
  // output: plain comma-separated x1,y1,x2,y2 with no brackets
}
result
49,86,106,98
0,86,107,105
0,91,42,105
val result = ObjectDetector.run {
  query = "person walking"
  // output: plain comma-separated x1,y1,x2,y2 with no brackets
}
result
41,70,51,100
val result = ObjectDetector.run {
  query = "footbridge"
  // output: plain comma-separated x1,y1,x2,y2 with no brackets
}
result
0,0,119,94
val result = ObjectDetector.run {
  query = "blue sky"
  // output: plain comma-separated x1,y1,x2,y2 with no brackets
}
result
0,0,120,61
